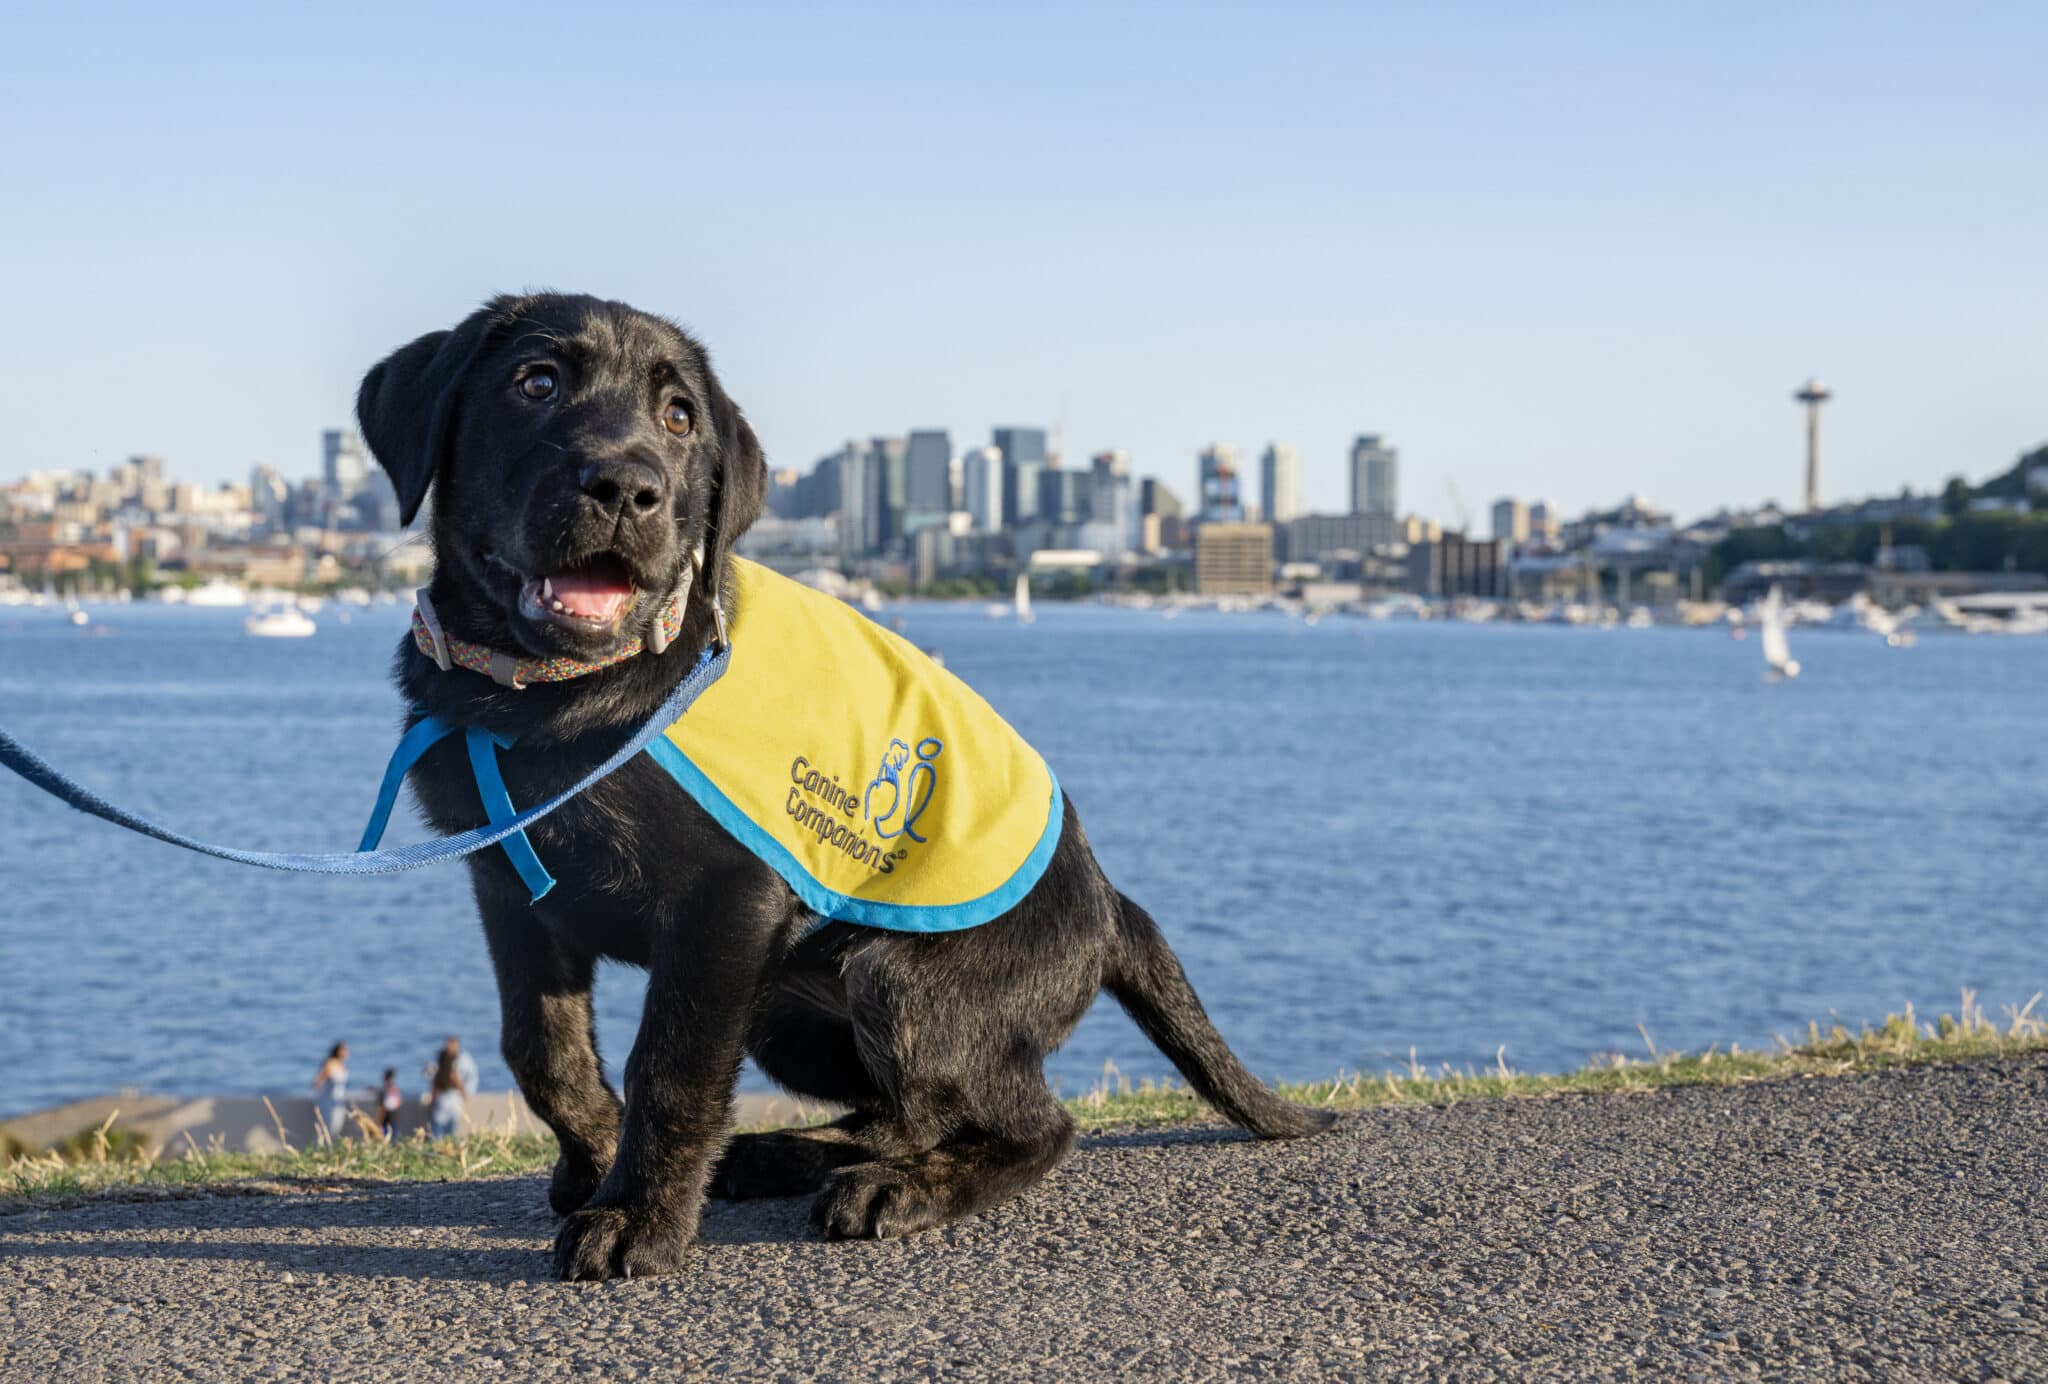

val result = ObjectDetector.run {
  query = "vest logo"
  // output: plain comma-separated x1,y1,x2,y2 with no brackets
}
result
785,740,941,877
865,737,942,843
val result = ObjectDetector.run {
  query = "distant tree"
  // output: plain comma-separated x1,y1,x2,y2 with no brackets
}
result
1941,476,1974,518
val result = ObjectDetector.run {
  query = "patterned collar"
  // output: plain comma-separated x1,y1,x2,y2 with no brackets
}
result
410,588,691,690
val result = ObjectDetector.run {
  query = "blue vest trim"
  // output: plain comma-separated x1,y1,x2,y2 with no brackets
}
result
643,736,1063,933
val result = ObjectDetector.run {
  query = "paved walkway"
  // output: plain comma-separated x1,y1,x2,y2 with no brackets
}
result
3,1056,2044,1379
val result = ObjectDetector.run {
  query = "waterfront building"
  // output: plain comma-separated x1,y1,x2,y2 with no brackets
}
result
1198,445,1244,523
1528,499,1560,545
1491,497,1529,544
1276,512,1418,565
994,427,1048,528
1349,435,1397,517
1194,522,1273,595
1260,443,1301,525
1408,532,1505,598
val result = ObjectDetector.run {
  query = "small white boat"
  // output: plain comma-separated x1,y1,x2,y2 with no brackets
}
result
186,579,249,608
1014,572,1035,625
245,608,316,639
1760,585,1800,679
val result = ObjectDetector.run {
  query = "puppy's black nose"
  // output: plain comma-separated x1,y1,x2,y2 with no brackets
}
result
578,458,667,517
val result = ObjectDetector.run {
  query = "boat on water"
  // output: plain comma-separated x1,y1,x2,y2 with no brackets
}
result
1013,572,1035,625
245,608,316,639
1760,585,1800,679
184,579,248,608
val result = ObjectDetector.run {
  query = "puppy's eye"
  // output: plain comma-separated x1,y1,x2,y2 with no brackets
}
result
663,400,693,436
519,369,558,401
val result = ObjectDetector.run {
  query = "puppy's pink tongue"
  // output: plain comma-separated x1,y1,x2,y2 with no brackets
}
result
548,569,634,622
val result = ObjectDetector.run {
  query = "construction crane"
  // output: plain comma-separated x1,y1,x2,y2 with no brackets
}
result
1444,479,1473,535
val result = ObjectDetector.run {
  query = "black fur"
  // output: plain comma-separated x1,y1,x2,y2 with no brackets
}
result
358,292,1331,1282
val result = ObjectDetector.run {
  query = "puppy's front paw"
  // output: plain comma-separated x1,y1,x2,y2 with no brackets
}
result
553,1203,691,1281
548,1153,608,1217
812,1161,947,1240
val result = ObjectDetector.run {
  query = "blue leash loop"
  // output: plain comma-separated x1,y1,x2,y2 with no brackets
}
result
0,644,729,891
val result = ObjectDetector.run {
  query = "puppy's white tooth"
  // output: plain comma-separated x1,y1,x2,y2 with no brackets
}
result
542,577,554,599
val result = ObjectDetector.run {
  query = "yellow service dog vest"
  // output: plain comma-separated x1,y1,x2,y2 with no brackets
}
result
643,558,1062,931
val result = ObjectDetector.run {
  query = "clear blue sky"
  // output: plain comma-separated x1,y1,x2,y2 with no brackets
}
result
2,2,2042,523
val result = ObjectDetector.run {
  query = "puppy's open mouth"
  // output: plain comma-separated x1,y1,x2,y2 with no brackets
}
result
514,554,641,632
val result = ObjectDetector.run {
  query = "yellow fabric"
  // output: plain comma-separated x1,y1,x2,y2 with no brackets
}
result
652,559,1059,929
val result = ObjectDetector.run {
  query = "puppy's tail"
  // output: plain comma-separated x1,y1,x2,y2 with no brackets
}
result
1106,892,1335,1139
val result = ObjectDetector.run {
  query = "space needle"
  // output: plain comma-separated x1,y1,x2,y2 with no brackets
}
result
1794,377,1831,512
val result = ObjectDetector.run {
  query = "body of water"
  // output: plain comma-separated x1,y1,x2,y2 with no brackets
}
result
2,599,2043,1116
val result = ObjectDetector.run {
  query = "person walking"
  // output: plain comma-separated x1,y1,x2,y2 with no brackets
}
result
427,1035,478,1139
377,1068,403,1142
312,1042,350,1140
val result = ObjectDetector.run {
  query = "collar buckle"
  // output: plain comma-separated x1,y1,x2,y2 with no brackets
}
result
415,588,454,672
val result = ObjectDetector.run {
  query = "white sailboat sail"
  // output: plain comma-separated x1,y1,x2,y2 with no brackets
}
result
1014,572,1034,623
1760,585,1799,677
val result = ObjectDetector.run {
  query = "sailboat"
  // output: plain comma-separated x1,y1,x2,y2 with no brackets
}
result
1014,571,1035,625
1759,585,1800,679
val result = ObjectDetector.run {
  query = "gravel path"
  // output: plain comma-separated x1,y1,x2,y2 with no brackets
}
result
4,1055,2044,1380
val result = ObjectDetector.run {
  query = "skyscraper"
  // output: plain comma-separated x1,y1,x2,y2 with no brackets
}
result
1491,497,1530,543
903,429,952,530
323,429,368,499
1139,477,1185,553
868,435,908,545
827,441,872,558
1349,435,1397,517
250,463,288,532
1198,444,1244,523
1088,450,1131,525
1037,468,1092,526
994,427,1047,528
1259,443,1301,525
961,445,1001,532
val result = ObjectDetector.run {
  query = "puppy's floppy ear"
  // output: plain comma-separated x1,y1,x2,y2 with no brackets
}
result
702,382,767,588
354,309,498,527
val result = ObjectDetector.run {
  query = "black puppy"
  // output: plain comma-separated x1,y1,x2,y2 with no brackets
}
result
357,293,1330,1282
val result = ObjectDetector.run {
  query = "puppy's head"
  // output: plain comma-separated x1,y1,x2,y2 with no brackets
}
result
356,293,764,662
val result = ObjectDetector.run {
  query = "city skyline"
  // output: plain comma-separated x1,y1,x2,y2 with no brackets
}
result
0,7,2041,525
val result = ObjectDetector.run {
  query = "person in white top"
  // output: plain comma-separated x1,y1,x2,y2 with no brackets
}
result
312,1042,350,1138
427,1035,479,1139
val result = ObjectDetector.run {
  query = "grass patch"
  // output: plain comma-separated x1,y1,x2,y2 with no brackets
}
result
6,990,2043,1212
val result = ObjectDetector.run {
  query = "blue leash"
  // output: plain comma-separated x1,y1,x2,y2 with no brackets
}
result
0,644,729,895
